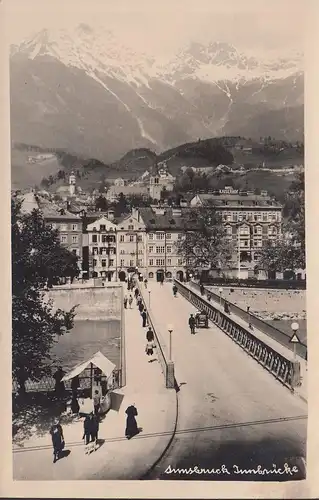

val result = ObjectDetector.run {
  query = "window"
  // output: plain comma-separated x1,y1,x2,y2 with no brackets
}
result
101,259,107,267
93,259,97,267
233,214,238,222
166,233,171,239
254,226,262,235
60,224,67,231
225,226,232,235
138,259,143,267
238,214,243,221
178,233,183,240
60,235,67,243
92,234,98,243
149,272,154,278
129,260,134,267
149,259,154,266
120,259,125,267
149,245,154,253
100,224,106,231
226,213,232,221
128,224,134,230
72,235,78,244
156,246,165,254
93,247,98,255
167,246,172,253
177,258,183,265
156,233,164,240
156,258,165,266
120,249,125,254
109,259,114,266
137,235,143,242
240,226,249,235
129,235,134,242
100,248,107,255
72,224,78,231
257,214,262,222
166,271,172,278
72,249,78,256
167,258,172,266
149,233,154,240
138,249,143,255
244,241,248,247
101,235,109,243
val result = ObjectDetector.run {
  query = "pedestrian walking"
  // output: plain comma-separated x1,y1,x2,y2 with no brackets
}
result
53,367,65,397
146,327,154,342
188,314,196,335
71,375,80,399
50,418,64,463
134,288,139,299
83,414,92,452
93,389,101,415
124,295,128,309
90,413,99,450
138,301,144,314
200,284,205,296
145,340,156,362
125,404,139,439
224,301,230,314
128,295,133,308
160,276,164,286
172,284,178,297
141,310,147,327
144,278,148,289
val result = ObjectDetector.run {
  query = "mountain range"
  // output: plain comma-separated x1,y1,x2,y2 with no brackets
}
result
10,25,304,163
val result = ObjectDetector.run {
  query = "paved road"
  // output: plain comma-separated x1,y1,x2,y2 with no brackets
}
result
142,282,307,481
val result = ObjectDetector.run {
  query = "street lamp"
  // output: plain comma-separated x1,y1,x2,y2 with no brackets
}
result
218,287,223,308
167,324,173,361
291,322,299,361
247,305,252,329
148,290,151,308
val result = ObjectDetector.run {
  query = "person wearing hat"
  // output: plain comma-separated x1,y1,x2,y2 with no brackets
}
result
50,418,64,463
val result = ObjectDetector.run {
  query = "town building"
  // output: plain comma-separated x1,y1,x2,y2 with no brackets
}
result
105,184,150,202
149,161,175,200
41,204,84,272
138,206,197,282
113,177,125,187
86,213,117,280
116,210,147,281
190,186,283,278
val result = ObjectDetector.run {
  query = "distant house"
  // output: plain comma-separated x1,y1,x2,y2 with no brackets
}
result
106,185,150,202
113,177,125,187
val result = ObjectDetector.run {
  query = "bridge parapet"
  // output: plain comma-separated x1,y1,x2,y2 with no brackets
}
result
174,279,301,391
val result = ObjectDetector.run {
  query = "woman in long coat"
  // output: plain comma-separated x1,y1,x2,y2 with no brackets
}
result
125,404,139,439
50,419,64,463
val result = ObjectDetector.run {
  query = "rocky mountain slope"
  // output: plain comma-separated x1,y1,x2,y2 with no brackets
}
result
10,25,304,162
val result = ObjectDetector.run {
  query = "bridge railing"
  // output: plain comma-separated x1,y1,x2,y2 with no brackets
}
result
136,282,175,389
190,281,307,360
174,279,301,391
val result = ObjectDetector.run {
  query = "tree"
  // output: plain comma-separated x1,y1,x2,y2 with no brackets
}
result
175,204,234,272
259,172,305,274
12,198,79,393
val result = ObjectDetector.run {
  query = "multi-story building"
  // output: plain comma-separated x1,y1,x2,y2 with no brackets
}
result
116,211,147,281
138,206,197,282
86,215,117,280
42,205,84,272
190,186,283,278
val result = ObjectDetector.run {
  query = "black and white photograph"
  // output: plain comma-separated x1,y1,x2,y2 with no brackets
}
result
2,0,315,494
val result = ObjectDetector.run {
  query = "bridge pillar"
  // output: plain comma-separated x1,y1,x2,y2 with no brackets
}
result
291,361,301,388
166,361,175,389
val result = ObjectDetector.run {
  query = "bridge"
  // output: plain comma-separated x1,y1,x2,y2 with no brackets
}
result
139,280,307,481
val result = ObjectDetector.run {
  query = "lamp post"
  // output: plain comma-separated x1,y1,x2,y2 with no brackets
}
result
167,324,173,361
148,290,151,308
291,322,299,361
218,287,223,308
247,305,252,329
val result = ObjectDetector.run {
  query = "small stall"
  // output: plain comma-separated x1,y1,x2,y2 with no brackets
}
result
62,351,116,415
195,311,209,328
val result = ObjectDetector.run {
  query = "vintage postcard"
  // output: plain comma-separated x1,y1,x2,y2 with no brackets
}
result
1,0,318,498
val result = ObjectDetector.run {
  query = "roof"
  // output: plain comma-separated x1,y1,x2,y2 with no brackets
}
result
19,192,39,214
138,207,200,231
196,194,282,208
61,351,116,381
40,203,82,220
108,185,149,196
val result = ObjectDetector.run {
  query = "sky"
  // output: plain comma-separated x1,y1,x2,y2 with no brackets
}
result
4,0,306,57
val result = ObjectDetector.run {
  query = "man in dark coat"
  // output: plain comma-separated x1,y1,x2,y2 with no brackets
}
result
141,310,147,327
53,367,65,397
71,375,80,399
134,288,139,299
90,413,99,449
138,301,144,314
200,284,205,296
50,419,64,463
146,327,154,342
188,314,196,334
125,404,139,439
172,284,178,297
83,414,92,448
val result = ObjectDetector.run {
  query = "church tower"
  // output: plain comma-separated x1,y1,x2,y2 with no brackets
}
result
69,171,76,196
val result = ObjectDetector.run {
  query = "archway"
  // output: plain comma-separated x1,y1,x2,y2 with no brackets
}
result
119,270,126,282
166,271,172,279
156,269,165,282
176,270,184,281
148,272,154,279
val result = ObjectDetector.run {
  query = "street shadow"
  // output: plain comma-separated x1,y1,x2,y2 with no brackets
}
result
59,449,71,460
13,393,78,445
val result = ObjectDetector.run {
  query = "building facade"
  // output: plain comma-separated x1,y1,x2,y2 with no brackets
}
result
42,206,84,272
116,211,147,281
190,187,283,278
86,216,117,280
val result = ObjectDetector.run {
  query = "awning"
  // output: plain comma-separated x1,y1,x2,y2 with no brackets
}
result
61,351,116,381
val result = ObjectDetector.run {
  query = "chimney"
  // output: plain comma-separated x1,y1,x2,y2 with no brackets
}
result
131,207,140,221
108,209,115,221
